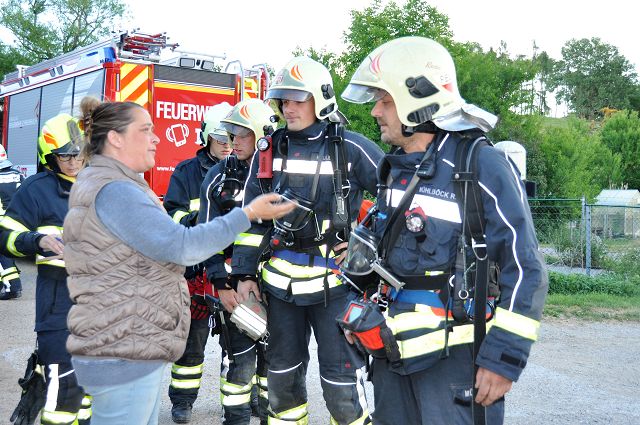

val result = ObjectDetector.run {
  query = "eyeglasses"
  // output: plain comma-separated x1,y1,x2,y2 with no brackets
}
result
55,154,82,162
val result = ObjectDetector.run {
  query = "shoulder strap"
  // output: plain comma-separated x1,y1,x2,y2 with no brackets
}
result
452,136,491,244
327,122,351,233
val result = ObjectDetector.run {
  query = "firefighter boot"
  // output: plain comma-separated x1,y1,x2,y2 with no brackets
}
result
171,401,192,424
0,283,21,300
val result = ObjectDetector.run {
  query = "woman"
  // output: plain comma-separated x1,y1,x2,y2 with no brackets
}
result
63,99,293,425
0,113,91,424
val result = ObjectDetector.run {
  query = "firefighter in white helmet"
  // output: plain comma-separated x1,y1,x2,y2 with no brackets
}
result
231,57,384,424
199,98,277,424
164,102,233,424
0,113,91,424
0,145,24,300
340,36,548,425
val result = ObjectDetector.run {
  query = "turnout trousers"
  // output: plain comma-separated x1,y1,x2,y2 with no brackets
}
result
37,330,91,425
371,344,505,425
265,294,369,425
219,314,268,424
168,316,210,406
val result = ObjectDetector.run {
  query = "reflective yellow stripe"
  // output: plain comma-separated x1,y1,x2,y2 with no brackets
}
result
234,232,263,247
40,409,77,424
170,378,200,389
172,210,189,223
493,307,540,341
189,198,200,212
258,376,268,387
331,411,370,425
425,271,445,276
220,377,253,406
77,406,92,421
268,258,331,278
37,225,63,235
0,215,29,231
386,307,444,332
270,402,309,422
2,271,20,282
172,362,204,375
6,231,25,257
394,324,477,359
36,255,65,267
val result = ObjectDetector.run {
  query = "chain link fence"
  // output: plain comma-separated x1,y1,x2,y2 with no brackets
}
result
529,198,640,276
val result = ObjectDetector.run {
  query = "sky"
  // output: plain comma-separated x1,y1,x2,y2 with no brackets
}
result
123,0,639,75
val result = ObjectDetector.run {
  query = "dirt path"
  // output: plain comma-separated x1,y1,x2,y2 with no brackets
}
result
1,260,638,424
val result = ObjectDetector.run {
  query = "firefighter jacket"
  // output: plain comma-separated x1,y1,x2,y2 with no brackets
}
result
199,156,249,290
231,120,383,306
0,170,73,331
64,155,190,361
164,147,219,279
0,166,24,214
164,147,219,226
372,131,548,382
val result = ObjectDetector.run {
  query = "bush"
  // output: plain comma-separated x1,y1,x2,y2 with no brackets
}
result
603,248,640,277
548,271,640,296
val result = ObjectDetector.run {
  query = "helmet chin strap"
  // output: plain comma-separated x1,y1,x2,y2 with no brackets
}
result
401,121,439,137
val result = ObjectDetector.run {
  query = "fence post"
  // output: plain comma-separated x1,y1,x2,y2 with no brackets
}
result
585,203,592,277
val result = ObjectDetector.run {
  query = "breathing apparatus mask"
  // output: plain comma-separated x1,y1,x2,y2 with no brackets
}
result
210,155,245,211
341,206,405,291
270,188,316,249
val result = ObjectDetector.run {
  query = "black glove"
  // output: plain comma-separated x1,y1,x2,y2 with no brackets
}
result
10,351,46,425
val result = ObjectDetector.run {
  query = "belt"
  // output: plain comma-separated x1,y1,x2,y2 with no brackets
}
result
272,250,339,270
398,274,450,291
392,289,443,307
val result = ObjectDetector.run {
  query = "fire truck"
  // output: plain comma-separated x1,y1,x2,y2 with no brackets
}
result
0,31,268,197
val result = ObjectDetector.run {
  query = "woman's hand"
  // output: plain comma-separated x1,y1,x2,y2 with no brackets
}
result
243,193,296,223
38,234,64,258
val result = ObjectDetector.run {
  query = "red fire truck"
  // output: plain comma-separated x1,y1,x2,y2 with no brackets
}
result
0,31,268,197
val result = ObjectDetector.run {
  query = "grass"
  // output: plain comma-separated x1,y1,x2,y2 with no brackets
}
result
544,293,640,321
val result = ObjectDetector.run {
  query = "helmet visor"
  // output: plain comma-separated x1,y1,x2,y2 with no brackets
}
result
51,142,81,155
266,88,312,102
220,122,252,138
209,132,230,144
341,84,386,104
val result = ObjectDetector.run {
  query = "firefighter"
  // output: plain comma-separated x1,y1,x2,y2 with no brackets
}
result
0,113,91,424
200,98,276,425
340,36,548,424
231,57,384,425
0,145,24,300
164,102,233,424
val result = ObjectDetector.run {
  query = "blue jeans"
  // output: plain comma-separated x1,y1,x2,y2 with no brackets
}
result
82,364,166,425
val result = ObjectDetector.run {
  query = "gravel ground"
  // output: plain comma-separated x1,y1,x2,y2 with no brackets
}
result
1,259,639,424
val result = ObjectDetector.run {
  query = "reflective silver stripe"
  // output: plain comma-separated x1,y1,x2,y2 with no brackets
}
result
268,258,332,277
387,191,461,224
272,158,351,175
262,267,341,295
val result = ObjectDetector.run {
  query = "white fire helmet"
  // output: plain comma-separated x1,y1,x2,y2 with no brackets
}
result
341,36,497,132
266,56,337,120
200,102,233,146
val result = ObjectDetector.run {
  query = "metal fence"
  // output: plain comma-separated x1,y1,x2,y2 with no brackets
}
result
529,198,640,276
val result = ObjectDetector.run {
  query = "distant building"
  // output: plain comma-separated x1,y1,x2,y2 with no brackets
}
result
593,189,640,238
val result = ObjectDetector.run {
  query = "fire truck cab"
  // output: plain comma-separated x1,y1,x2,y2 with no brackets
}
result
0,30,268,197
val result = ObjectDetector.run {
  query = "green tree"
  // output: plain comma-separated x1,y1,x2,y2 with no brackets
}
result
0,0,127,64
599,110,640,189
549,37,640,120
0,41,30,76
451,41,536,117
538,117,622,198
